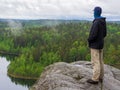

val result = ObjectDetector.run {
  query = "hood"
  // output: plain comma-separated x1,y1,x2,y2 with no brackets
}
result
94,7,102,18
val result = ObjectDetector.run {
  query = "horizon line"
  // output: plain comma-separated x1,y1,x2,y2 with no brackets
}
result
0,18,120,22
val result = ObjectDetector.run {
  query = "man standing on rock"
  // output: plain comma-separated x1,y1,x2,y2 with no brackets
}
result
87,6,107,84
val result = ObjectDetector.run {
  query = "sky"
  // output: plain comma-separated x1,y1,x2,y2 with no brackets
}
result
0,0,120,20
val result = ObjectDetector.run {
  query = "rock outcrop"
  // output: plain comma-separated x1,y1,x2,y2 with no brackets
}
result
30,61,120,90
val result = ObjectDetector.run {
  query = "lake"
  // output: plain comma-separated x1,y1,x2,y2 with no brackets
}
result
0,57,35,90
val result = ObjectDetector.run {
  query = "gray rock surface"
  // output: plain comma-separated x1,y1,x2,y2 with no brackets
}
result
30,61,120,90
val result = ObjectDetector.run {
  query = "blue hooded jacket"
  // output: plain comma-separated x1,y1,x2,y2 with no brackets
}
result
88,7,107,49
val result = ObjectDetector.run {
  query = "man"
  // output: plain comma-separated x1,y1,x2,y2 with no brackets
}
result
87,6,107,84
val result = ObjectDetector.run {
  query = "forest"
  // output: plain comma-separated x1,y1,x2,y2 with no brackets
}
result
0,19,120,79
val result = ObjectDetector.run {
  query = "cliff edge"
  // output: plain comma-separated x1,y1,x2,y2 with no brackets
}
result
30,61,120,90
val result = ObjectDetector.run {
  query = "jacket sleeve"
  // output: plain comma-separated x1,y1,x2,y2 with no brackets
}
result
88,21,99,43
103,21,107,37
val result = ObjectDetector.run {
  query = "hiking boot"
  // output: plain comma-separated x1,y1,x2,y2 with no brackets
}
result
87,79,98,84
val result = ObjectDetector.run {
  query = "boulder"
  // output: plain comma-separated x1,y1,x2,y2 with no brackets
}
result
30,61,120,90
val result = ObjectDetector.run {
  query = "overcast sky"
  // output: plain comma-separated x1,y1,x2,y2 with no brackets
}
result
0,0,120,20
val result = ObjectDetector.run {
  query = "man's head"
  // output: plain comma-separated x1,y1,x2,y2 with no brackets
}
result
94,7,102,18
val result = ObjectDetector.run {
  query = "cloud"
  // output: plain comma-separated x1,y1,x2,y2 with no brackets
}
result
0,0,120,20
88,0,120,18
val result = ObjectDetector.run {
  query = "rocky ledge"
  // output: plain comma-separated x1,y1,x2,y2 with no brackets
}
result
30,61,120,90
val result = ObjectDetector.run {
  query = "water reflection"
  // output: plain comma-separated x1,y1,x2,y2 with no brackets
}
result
8,76,36,88
0,57,36,90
